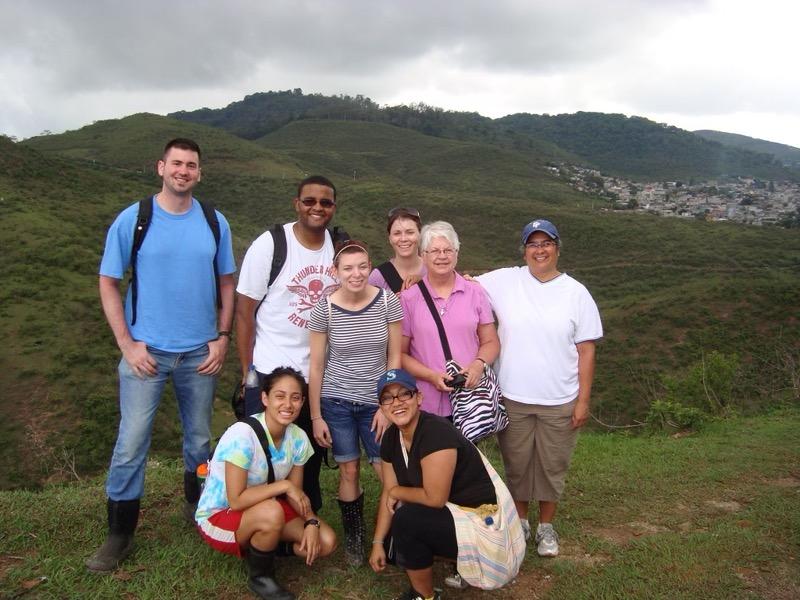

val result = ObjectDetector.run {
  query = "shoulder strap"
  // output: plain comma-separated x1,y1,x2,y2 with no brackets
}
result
417,281,453,361
198,200,222,311
130,196,222,324
330,225,350,247
130,197,154,326
254,224,288,317
377,261,404,293
268,223,288,287
244,416,275,484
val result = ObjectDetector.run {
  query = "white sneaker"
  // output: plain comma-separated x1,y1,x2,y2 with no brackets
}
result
444,571,469,589
535,523,559,557
520,518,532,541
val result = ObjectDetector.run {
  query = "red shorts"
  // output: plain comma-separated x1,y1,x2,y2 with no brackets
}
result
197,498,300,557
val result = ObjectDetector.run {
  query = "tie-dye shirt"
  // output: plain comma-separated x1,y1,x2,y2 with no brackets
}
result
196,413,313,521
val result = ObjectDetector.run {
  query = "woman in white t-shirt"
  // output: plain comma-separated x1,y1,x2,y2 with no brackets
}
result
308,240,404,566
195,366,336,600
477,219,603,560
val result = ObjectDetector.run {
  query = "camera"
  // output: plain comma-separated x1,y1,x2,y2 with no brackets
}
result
448,373,467,389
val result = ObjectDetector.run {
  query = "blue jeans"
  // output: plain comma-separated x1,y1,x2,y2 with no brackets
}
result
321,397,381,463
105,345,216,501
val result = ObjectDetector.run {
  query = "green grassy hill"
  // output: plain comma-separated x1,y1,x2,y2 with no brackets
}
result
167,89,797,182
22,113,297,176
497,112,797,182
2,411,798,599
2,113,799,491
694,130,800,169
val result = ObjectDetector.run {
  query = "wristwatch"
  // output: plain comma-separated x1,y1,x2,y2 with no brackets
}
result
304,518,320,529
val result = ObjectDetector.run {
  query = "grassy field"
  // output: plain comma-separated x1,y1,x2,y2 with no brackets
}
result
1,410,798,599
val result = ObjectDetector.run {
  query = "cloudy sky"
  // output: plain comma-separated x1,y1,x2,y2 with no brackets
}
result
2,0,799,147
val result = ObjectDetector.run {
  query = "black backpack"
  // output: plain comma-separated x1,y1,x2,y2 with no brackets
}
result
253,223,349,317
129,196,221,325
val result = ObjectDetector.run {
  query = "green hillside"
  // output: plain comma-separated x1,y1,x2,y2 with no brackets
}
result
23,113,296,176
2,411,798,598
694,129,800,169
497,112,797,182
168,89,797,182
1,113,799,491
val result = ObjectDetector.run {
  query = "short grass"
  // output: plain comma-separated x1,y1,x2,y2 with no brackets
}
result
1,410,798,599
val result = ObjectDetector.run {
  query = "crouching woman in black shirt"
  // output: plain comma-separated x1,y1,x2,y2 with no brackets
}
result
369,369,524,600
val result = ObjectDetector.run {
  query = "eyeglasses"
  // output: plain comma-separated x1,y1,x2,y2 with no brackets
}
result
300,198,336,209
425,248,457,257
378,388,416,406
387,207,420,219
525,240,557,249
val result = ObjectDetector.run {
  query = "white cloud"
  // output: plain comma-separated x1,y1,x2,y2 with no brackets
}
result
1,0,799,147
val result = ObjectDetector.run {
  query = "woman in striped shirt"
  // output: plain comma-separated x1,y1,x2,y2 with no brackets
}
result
308,240,404,566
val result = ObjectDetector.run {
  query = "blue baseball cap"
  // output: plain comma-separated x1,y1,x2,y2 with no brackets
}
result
521,219,559,245
376,368,417,397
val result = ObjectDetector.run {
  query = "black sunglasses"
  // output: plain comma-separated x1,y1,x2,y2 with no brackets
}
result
300,198,336,209
387,207,420,219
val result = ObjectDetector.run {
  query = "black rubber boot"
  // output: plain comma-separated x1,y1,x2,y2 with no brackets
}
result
183,470,200,524
337,492,366,566
85,499,139,573
246,547,295,600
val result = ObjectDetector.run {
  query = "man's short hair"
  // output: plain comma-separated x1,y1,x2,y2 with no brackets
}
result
163,138,202,160
297,175,336,201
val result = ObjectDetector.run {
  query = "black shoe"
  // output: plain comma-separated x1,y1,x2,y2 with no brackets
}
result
85,533,135,573
86,498,139,573
246,547,295,600
182,501,198,525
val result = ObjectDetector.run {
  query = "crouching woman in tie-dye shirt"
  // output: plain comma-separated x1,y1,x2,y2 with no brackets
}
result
195,367,337,600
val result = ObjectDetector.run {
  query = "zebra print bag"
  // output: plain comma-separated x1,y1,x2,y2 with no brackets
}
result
445,359,508,442
417,281,508,443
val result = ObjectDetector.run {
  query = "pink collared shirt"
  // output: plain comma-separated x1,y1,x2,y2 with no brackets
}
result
400,273,495,416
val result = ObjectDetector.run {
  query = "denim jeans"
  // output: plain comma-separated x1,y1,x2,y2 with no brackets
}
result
321,397,381,463
105,345,216,501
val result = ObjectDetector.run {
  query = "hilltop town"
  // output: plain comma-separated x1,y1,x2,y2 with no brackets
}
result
551,164,800,227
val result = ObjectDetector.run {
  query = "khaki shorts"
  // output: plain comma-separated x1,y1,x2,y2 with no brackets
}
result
498,397,578,503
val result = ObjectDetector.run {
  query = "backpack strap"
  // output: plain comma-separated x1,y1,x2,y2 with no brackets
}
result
198,200,222,311
330,225,350,248
129,196,222,325
268,223,288,287
244,416,275,484
254,224,288,317
255,224,349,317
376,261,403,293
129,197,154,326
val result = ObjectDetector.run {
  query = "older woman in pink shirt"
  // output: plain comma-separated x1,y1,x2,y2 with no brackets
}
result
400,221,500,417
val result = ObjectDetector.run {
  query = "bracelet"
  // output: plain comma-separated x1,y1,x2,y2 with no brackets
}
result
217,331,231,338
475,357,486,365
372,539,384,545
311,415,323,421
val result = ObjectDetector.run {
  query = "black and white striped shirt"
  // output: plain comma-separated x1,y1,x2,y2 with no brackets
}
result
309,289,404,405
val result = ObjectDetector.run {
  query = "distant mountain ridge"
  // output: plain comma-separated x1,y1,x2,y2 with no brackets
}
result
694,130,800,168
168,89,798,182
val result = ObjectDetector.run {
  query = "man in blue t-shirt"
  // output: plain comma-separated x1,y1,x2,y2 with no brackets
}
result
86,138,236,573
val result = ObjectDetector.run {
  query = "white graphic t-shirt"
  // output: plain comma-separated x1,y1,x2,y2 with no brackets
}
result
237,222,338,377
